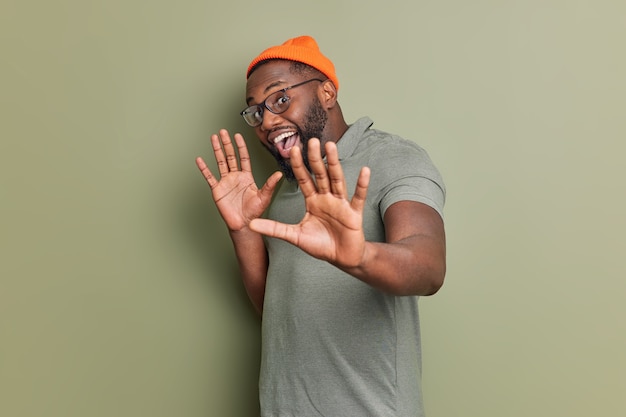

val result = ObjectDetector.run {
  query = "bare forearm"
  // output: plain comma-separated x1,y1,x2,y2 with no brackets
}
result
341,235,446,296
230,229,268,314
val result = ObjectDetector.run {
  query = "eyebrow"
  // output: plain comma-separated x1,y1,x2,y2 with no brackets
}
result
246,80,288,105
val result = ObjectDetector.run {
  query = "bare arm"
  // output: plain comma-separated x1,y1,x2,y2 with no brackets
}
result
196,129,282,314
249,138,446,296
343,200,446,296
228,228,269,314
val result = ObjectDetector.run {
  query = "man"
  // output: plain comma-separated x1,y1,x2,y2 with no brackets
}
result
196,35,446,417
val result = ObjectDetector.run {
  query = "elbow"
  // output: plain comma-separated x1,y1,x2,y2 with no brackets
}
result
423,272,445,296
424,248,446,295
394,270,445,296
427,259,446,295
415,259,446,296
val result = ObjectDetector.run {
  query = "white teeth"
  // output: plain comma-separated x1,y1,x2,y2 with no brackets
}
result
273,131,296,144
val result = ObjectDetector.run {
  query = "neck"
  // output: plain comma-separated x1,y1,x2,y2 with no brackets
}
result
325,104,349,144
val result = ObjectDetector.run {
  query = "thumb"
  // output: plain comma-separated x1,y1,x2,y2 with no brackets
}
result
260,171,283,200
249,218,299,246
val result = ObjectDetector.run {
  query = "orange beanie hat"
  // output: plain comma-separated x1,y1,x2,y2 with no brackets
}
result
246,35,339,90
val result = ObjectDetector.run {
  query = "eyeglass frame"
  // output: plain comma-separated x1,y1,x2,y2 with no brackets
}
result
240,78,326,127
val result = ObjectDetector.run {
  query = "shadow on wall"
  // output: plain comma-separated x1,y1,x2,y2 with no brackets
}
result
178,82,278,317
165,82,273,415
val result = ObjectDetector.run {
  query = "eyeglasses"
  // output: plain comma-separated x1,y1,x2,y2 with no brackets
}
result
240,78,325,127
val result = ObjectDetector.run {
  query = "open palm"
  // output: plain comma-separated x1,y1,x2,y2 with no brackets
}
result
196,130,282,232
249,139,370,269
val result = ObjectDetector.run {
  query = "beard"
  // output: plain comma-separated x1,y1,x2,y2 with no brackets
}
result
266,97,328,183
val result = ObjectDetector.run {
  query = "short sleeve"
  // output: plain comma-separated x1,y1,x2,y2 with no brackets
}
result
366,137,446,220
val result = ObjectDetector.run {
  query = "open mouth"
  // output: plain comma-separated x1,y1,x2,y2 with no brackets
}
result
273,131,301,159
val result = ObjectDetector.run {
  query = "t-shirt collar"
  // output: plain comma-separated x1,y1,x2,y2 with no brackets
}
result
335,117,374,161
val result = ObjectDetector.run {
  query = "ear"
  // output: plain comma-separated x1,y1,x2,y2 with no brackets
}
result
318,79,338,109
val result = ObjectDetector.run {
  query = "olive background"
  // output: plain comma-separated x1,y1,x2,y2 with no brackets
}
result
2,1,624,416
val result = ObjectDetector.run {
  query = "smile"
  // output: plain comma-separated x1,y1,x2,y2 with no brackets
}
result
273,131,296,144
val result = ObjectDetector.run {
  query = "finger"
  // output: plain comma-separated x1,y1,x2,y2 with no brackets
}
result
307,138,330,194
218,129,239,172
249,217,299,246
233,133,252,173
324,141,347,198
211,133,229,177
350,166,370,212
289,145,316,198
195,157,219,189
259,171,283,202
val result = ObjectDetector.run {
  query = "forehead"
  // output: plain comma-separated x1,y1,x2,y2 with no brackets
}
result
245,60,300,104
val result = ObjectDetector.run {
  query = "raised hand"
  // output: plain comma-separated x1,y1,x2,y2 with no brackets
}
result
196,129,283,232
249,138,371,269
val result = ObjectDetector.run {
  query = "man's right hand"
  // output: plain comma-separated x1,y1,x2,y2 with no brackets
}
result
196,129,283,232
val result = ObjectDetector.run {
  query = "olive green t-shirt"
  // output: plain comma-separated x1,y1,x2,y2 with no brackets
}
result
260,117,445,417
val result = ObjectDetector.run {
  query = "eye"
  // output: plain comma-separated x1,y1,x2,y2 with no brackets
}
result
277,95,289,105
266,91,291,114
241,105,264,126
272,94,290,112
